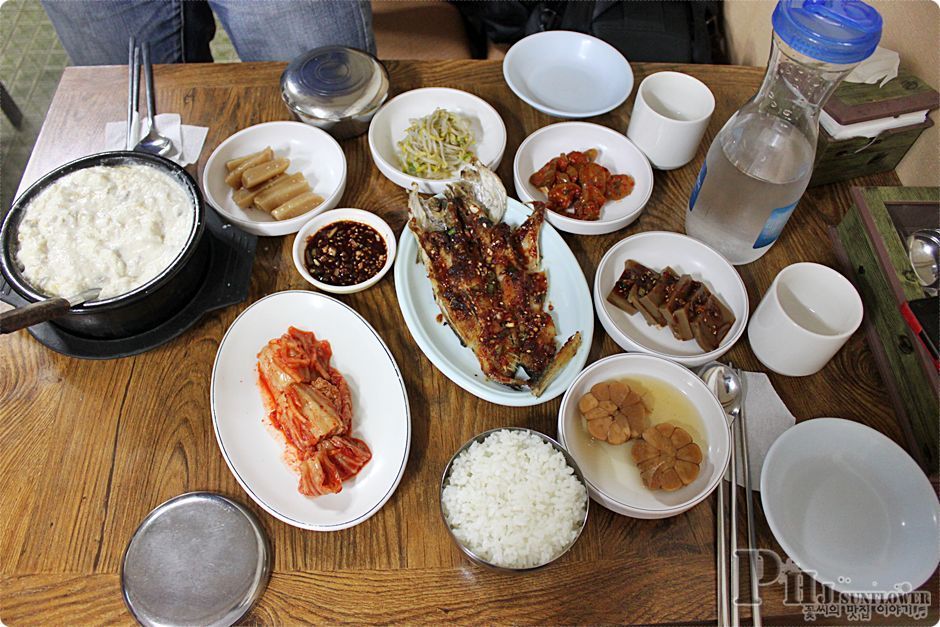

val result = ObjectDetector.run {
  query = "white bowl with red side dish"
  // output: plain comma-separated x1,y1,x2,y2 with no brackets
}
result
513,122,653,236
593,231,748,367
292,208,396,294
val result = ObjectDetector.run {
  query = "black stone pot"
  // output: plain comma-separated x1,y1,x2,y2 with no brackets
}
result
0,151,208,339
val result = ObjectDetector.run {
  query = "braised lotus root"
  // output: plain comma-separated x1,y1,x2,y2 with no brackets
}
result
578,380,650,445
631,422,703,491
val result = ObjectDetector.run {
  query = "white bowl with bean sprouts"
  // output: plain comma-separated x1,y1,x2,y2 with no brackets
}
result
368,88,507,195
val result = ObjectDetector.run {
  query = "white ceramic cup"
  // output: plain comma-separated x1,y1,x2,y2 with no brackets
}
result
626,71,715,170
748,263,864,377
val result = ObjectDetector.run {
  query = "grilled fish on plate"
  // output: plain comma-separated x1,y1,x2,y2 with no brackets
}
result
407,163,582,396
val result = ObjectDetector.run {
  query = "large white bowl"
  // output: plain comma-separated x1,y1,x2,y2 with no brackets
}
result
557,353,730,519
503,31,633,118
367,87,507,195
513,122,653,235
594,232,749,367
762,418,940,597
292,208,396,295
202,121,347,237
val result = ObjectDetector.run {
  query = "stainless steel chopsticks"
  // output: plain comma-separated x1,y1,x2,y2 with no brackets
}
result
717,460,730,626
126,37,140,150
729,394,740,627
738,366,762,627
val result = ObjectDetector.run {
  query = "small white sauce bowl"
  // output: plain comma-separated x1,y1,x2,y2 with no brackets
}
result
202,121,347,237
513,122,653,235
557,353,730,519
368,87,507,195
594,232,749,367
503,31,634,119
291,208,396,294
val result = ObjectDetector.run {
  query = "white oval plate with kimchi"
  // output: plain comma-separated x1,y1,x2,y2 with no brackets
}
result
211,290,411,531
395,197,594,406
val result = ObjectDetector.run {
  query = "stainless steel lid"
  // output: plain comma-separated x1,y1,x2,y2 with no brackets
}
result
281,46,389,121
121,492,270,627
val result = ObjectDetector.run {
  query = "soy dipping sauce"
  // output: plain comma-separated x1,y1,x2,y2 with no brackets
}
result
304,220,387,286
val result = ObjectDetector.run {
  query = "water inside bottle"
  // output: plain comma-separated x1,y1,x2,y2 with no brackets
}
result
685,111,814,265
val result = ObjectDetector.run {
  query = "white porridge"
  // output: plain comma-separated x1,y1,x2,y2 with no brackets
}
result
16,164,194,300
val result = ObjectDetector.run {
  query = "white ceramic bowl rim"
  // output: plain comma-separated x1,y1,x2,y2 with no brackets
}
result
594,231,749,362
367,87,507,186
503,30,633,118
559,352,729,513
514,121,654,227
292,208,396,292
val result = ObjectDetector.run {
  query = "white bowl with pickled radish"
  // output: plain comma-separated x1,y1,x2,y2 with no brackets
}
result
202,121,347,237
557,353,730,519
292,208,396,295
513,122,653,235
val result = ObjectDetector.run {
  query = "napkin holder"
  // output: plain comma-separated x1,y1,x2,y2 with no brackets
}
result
810,71,939,187
831,186,939,474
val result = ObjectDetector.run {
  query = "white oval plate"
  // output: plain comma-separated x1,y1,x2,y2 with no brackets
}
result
594,231,748,367
211,291,410,531
762,418,940,597
513,122,653,235
394,198,593,406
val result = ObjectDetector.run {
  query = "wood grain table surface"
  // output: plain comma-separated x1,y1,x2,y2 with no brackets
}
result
1,60,936,626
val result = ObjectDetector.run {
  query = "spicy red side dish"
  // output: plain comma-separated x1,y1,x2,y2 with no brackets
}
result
529,148,635,221
257,327,371,497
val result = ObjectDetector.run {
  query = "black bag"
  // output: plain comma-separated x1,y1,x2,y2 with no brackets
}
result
453,0,726,64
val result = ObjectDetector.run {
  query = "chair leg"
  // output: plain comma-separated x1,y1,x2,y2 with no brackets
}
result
0,81,24,129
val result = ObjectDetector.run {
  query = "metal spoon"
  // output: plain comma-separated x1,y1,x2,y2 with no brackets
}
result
134,42,174,157
698,361,743,627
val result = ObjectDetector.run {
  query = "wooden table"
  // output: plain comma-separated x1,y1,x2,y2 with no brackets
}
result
1,61,936,625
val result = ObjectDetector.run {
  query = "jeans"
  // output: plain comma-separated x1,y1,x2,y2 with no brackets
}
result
41,0,375,65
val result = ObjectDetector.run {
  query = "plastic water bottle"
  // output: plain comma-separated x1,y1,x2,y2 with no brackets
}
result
685,0,882,265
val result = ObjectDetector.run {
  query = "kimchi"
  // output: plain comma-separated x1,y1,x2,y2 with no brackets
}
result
257,327,371,497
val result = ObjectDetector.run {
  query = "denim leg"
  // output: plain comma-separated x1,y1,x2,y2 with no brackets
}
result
209,0,375,61
40,0,215,65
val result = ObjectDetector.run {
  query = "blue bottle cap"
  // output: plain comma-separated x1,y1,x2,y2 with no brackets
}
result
772,0,882,65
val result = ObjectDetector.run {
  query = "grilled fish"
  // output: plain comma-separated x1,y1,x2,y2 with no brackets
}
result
407,163,581,396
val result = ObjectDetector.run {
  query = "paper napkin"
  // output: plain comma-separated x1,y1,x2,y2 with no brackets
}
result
105,113,208,166
733,371,796,491
845,46,900,87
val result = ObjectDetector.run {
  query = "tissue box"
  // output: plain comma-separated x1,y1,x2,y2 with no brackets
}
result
810,72,939,187
831,186,939,473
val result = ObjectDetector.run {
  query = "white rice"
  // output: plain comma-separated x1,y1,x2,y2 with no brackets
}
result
441,429,588,569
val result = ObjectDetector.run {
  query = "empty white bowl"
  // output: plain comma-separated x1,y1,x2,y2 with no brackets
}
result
503,31,633,118
762,418,940,596
202,121,347,237
557,353,730,519
367,87,507,195
292,208,396,294
594,232,749,367
513,122,653,235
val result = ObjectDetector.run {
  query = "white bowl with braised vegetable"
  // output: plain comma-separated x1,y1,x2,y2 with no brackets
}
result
557,353,730,519
368,87,506,195
292,208,396,295
203,121,347,237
